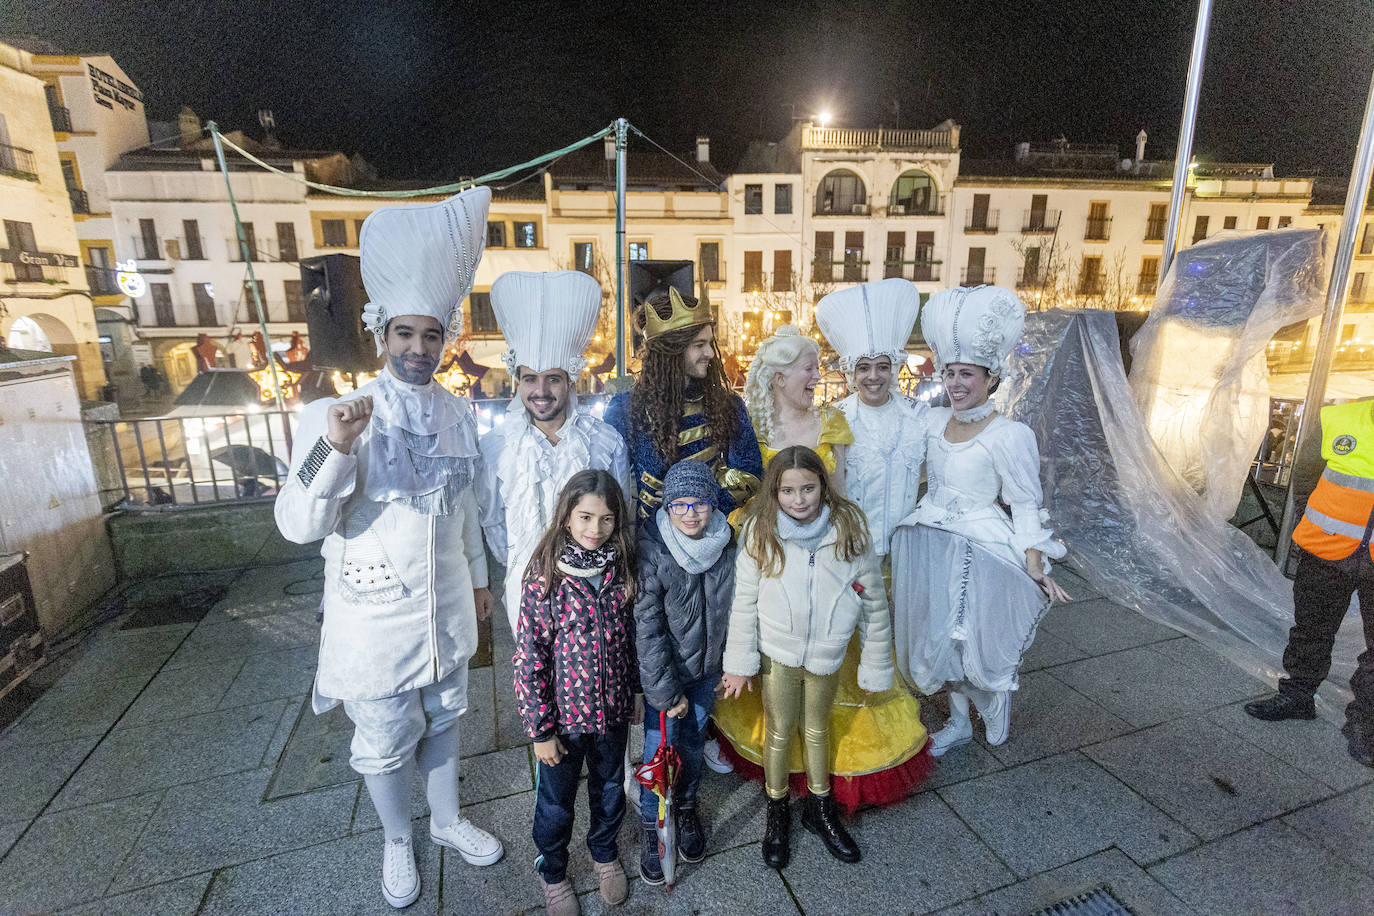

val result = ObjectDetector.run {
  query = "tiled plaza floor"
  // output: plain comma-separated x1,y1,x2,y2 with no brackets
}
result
1,559,1370,915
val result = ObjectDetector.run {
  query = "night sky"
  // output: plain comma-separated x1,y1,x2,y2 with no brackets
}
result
7,0,1373,181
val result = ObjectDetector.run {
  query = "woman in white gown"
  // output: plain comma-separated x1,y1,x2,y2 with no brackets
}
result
890,285,1070,755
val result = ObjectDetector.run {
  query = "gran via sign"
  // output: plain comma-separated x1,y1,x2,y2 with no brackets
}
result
0,248,80,268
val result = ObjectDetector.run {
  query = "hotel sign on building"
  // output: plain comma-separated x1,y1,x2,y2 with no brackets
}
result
86,62,142,112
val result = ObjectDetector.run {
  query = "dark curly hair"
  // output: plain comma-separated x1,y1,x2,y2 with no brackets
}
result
630,290,738,463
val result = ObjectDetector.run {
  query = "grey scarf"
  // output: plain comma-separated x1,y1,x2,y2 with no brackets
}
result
655,508,731,574
776,505,832,552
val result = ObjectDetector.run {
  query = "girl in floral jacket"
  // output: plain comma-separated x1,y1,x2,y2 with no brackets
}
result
513,469,640,916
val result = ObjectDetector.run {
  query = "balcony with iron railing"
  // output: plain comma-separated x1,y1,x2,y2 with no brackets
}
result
802,124,959,151
961,266,996,287
811,257,869,284
815,201,870,217
0,143,39,181
49,104,73,133
1021,210,1060,233
87,265,121,296
1084,216,1113,241
1078,275,1105,296
883,259,942,282
965,209,999,233
1016,266,1046,289
130,236,165,261
227,237,283,263
741,269,799,293
68,188,90,215
887,195,945,217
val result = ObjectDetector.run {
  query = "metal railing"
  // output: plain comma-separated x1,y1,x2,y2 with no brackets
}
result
1085,217,1113,241
48,104,72,132
1016,266,1045,288
741,269,797,293
87,265,120,296
1021,210,1060,233
961,266,996,286
92,409,300,507
884,260,942,282
68,188,90,214
811,259,869,283
887,196,945,216
130,236,164,260
965,209,999,233
0,143,38,180
803,125,957,151
90,395,620,508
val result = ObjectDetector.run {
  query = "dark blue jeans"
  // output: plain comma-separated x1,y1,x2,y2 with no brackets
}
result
640,676,716,823
533,726,628,883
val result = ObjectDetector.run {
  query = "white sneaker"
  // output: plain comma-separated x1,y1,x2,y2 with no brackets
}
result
978,691,1011,746
928,716,974,757
429,817,504,866
702,737,735,774
381,835,420,908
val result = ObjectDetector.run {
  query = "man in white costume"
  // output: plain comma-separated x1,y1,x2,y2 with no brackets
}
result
276,187,503,910
816,278,928,556
475,269,631,631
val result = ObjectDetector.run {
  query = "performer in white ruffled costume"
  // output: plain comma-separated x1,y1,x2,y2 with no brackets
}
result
815,278,928,557
275,187,504,909
890,284,1071,756
475,270,631,632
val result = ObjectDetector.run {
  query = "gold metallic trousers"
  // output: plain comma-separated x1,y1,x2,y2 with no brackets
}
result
760,654,841,798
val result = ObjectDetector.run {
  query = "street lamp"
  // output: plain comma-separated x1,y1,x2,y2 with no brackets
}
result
818,111,832,127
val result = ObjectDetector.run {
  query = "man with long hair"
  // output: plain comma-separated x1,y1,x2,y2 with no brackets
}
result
604,284,763,525
605,276,763,779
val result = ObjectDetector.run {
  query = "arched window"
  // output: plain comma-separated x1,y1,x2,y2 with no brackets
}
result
890,170,937,214
815,169,867,215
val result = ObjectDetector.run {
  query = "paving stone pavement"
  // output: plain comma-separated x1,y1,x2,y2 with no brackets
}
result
0,560,1369,914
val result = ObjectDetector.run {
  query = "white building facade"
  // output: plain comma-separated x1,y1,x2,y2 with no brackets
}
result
0,42,105,399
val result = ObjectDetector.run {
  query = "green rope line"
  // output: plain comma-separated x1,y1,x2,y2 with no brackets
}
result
210,122,615,198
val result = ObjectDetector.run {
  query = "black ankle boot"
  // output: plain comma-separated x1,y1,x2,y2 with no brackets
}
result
639,822,664,885
677,803,706,863
762,796,790,870
802,791,861,863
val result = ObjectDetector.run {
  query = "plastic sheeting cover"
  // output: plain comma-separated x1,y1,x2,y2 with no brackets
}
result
1127,228,1326,521
1001,310,1362,719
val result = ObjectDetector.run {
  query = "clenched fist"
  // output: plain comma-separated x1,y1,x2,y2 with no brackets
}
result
327,396,373,453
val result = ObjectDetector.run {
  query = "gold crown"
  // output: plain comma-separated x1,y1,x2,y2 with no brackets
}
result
644,287,712,341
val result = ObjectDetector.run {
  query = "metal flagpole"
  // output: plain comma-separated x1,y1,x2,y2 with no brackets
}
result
1274,69,1374,563
208,121,286,414
1161,0,1214,277
614,118,629,378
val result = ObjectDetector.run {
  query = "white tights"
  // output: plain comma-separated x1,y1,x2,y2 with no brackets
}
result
362,723,463,841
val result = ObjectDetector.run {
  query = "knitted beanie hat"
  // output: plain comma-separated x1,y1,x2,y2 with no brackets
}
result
662,460,719,506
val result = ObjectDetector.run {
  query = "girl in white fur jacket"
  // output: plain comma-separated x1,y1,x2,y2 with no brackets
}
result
721,445,893,870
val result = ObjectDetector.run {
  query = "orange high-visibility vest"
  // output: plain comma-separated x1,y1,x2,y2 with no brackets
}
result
1293,399,1374,561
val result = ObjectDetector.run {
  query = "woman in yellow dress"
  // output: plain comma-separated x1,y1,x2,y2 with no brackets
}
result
714,326,931,810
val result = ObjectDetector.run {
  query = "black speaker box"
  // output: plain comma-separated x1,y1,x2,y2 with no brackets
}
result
300,254,383,372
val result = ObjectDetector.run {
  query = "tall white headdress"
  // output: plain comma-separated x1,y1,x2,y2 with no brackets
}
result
491,270,602,376
359,186,491,355
920,284,1026,377
815,278,921,373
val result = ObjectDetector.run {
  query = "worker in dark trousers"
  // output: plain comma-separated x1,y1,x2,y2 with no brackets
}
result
1246,398,1374,768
